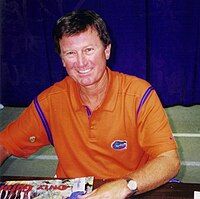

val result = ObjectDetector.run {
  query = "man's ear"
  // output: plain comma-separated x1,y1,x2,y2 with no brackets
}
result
105,44,111,60
61,57,66,68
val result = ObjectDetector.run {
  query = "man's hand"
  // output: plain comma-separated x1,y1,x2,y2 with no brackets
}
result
0,145,11,166
78,149,180,198
78,179,132,199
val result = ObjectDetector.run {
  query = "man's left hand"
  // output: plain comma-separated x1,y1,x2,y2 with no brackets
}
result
78,179,131,199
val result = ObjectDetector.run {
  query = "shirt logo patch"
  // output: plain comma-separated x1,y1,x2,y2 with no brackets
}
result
111,140,127,150
29,136,36,143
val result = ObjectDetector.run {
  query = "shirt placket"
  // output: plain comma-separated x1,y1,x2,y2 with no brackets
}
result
85,106,98,141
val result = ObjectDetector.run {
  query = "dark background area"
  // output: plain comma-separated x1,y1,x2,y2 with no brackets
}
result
1,0,200,107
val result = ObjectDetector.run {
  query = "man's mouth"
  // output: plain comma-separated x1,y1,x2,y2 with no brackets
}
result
78,68,92,74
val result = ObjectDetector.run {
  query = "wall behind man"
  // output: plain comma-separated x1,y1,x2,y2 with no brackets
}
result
1,0,200,107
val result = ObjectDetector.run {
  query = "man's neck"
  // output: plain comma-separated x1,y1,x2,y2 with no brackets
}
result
79,69,109,111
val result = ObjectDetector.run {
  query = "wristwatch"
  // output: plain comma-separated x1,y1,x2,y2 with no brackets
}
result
125,178,138,195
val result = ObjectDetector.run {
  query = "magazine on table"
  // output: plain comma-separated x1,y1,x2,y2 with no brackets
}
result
0,176,94,199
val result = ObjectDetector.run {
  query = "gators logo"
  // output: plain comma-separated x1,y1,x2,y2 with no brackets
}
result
111,140,127,150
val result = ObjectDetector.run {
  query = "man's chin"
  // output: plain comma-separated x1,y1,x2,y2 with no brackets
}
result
78,78,94,87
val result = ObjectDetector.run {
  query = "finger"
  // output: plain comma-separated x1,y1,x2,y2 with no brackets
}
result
78,189,97,199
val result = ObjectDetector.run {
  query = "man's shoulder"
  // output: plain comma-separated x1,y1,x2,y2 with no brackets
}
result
111,70,152,97
37,76,74,102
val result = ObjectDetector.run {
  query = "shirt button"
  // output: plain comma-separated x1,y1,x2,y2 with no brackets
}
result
90,125,95,129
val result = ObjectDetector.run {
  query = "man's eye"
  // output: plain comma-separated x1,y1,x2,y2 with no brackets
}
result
85,48,94,54
64,51,76,58
67,51,75,55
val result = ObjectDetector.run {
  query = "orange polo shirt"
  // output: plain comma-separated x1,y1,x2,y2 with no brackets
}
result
0,68,177,179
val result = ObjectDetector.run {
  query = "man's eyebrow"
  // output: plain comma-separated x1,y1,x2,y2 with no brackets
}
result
61,49,74,54
61,44,98,54
83,45,95,48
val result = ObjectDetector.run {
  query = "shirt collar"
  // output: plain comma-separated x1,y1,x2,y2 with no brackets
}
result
101,67,119,111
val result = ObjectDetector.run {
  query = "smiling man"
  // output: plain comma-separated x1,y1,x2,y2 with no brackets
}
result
59,25,111,111
0,10,180,198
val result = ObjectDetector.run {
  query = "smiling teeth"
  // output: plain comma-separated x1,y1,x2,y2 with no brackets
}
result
78,69,91,74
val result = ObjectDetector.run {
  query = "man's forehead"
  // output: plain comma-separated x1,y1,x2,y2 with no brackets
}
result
63,26,99,38
59,27,102,51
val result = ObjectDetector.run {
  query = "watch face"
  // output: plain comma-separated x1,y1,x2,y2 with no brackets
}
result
127,180,137,191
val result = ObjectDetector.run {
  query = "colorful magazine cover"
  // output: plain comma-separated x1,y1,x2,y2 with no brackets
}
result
0,176,94,199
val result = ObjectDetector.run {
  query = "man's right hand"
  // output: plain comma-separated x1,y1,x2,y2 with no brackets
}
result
0,145,11,166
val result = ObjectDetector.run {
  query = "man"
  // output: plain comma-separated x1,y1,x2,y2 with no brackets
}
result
0,10,180,198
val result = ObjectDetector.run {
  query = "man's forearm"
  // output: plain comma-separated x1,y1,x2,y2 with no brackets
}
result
126,150,180,194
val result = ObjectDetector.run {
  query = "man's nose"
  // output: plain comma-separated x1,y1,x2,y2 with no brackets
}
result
77,53,87,67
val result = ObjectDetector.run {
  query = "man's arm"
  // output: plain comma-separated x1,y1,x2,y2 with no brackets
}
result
80,149,180,199
0,145,11,166
127,149,180,194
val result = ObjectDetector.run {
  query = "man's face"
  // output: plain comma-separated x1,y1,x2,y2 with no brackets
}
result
59,27,111,87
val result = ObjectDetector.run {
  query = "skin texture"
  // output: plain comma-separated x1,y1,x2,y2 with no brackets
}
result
79,150,180,199
60,27,111,88
0,27,180,198
59,27,111,111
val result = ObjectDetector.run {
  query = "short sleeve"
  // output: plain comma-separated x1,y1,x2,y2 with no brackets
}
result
137,89,177,158
0,102,50,158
